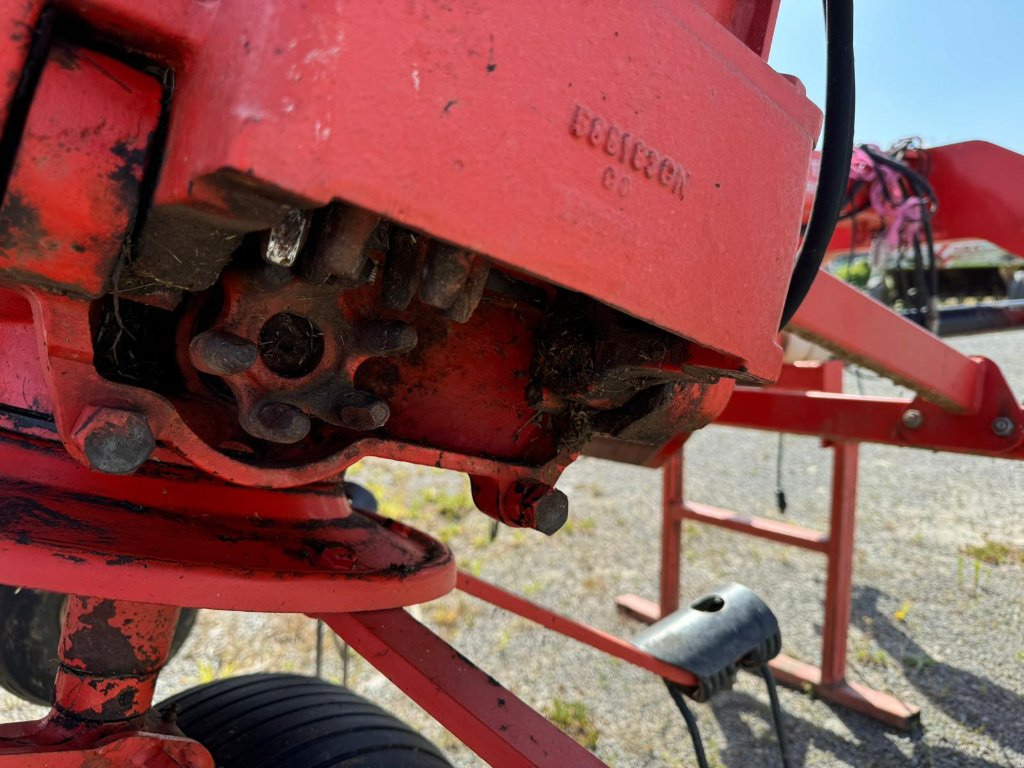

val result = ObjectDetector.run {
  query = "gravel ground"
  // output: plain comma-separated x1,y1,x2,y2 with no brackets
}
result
1,330,1021,767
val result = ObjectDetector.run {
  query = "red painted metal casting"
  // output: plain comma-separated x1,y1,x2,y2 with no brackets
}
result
0,596,213,766
0,0,805,496
0,0,1016,766
0,45,161,297
0,434,455,612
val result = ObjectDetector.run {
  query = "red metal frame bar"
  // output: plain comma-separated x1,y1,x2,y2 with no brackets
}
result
660,448,684,617
718,387,1024,459
321,573,720,767
788,271,1019,418
682,499,830,553
455,571,698,689
320,609,607,768
821,443,857,686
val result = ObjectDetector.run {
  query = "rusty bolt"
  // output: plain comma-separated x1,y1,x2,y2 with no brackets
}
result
254,402,311,444
339,396,391,431
72,408,155,475
189,330,258,376
901,409,924,430
508,483,569,536
532,488,569,535
992,416,1016,438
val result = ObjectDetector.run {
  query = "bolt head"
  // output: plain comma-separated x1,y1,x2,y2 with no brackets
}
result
992,416,1016,438
901,409,924,430
532,488,570,535
338,398,390,431
189,330,258,376
254,402,311,444
505,483,569,536
72,408,155,475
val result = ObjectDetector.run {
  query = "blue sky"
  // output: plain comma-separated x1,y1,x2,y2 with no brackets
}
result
768,2,1024,154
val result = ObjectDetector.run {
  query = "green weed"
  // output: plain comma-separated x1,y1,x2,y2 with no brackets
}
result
543,698,600,750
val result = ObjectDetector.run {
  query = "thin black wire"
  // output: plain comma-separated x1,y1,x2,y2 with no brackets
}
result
664,681,710,768
775,433,787,515
315,618,325,678
760,665,793,768
331,632,351,686
779,0,856,329
910,235,929,325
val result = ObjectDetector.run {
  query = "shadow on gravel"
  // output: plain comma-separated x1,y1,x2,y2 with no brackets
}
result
852,586,1024,759
707,689,1014,768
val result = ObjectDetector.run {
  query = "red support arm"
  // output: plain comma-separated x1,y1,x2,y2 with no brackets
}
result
719,385,1023,459
456,572,699,689
789,271,985,412
320,609,607,768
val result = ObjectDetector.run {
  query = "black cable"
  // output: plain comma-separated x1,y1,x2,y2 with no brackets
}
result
664,681,710,768
760,665,793,768
922,209,939,324
775,433,787,515
910,235,929,326
858,145,937,210
315,618,325,678
779,0,856,329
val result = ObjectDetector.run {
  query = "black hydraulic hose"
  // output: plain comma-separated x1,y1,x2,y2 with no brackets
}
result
665,681,710,768
910,236,929,324
779,0,856,329
923,214,938,302
858,145,938,209
761,665,793,768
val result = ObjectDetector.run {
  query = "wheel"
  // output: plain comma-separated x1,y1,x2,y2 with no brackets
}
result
344,480,378,514
159,673,453,767
0,587,197,705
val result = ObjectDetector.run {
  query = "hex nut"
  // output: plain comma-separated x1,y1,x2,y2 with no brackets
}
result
72,408,155,475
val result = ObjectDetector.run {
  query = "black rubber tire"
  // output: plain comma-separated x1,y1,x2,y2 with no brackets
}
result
343,481,378,514
159,673,452,767
0,587,198,706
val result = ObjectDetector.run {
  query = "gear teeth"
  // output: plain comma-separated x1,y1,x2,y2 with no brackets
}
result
381,229,426,311
306,203,381,283
445,257,490,323
420,243,472,310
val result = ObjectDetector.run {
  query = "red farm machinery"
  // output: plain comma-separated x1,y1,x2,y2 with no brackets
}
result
0,1,1018,766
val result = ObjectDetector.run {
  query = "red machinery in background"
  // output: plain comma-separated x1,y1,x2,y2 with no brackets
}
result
0,0,1017,766
816,139,1024,333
